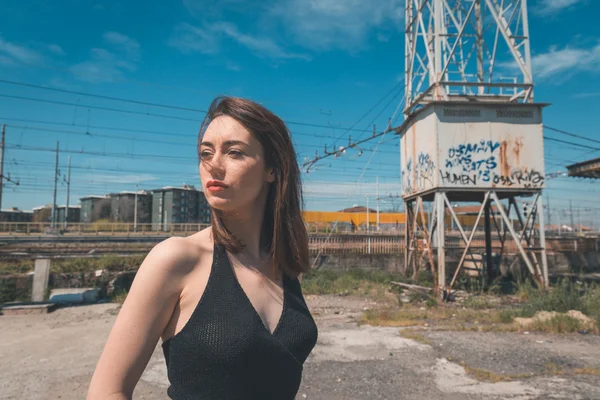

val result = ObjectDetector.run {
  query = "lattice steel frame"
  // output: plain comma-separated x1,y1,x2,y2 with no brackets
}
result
405,191,549,296
405,0,534,115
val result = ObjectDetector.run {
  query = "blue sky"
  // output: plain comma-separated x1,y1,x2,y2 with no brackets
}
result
0,0,599,222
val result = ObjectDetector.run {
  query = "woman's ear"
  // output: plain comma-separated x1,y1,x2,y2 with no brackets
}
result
266,168,276,183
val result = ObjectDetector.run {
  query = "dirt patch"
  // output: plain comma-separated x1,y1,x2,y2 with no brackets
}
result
2,297,600,399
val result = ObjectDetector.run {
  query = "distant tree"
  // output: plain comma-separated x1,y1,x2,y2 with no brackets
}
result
115,196,135,222
92,199,111,221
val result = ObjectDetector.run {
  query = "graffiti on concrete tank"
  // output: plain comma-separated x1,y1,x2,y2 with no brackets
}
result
416,152,435,188
403,152,436,194
439,139,544,188
444,140,499,183
492,169,545,187
403,158,413,194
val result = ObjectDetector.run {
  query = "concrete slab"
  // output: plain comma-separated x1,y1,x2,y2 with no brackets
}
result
49,288,100,304
32,259,51,302
1,302,58,316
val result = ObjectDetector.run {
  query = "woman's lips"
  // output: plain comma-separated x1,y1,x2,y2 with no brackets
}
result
206,180,228,192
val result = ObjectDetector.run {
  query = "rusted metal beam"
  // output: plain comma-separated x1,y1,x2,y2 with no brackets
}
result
417,196,438,292
448,191,490,290
491,192,541,284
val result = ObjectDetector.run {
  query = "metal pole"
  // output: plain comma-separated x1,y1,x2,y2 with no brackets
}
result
578,207,582,234
50,141,59,229
475,0,484,95
0,124,5,211
376,176,380,231
65,156,71,229
570,199,574,233
484,197,493,281
536,194,549,287
546,192,551,233
134,186,138,233
558,211,561,235
366,196,370,234
436,193,446,292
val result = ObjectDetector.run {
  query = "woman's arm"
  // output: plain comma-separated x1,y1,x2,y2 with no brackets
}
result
87,237,196,399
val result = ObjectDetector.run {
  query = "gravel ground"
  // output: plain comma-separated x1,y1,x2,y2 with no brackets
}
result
1,295,600,399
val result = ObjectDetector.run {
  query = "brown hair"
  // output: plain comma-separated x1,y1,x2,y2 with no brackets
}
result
198,96,309,277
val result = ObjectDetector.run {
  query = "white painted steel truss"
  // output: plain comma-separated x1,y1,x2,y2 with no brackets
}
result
404,191,548,297
404,0,534,115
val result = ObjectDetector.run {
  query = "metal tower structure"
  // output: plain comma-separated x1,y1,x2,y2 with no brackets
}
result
405,0,534,114
398,0,549,297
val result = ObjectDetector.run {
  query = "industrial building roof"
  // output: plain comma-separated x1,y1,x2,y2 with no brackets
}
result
567,158,600,179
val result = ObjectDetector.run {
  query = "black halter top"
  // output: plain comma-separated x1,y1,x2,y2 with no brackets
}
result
161,244,318,399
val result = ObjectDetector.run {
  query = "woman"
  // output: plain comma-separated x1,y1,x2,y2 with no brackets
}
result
87,96,318,399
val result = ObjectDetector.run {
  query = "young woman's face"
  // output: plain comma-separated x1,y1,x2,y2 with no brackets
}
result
199,115,274,212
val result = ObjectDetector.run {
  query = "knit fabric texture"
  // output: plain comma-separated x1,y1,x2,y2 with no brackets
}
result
161,244,318,399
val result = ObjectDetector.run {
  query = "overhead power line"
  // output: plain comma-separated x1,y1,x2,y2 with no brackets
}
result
0,79,208,113
331,80,403,146
544,125,600,146
0,85,367,133
543,137,600,152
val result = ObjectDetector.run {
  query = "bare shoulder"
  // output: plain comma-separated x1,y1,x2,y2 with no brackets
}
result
86,227,214,398
145,227,213,277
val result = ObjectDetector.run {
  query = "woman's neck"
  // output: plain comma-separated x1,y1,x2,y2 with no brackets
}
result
220,185,271,264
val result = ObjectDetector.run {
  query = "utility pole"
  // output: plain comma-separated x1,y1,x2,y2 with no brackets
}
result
134,184,139,233
569,199,574,233
64,156,71,229
50,141,59,229
546,192,551,233
578,207,582,234
0,124,5,211
376,176,380,231
366,196,370,234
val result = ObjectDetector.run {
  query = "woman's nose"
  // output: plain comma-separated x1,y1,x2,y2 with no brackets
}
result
204,152,225,178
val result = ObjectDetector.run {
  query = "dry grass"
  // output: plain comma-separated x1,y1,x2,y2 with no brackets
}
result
361,308,427,327
361,299,599,335
573,367,600,376
460,362,520,383
528,315,586,334
361,304,519,333
544,363,600,377
398,330,432,345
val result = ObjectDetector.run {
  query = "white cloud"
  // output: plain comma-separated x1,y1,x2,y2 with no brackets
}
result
103,31,140,60
533,0,587,16
532,43,600,80
211,21,310,60
182,0,247,18
269,0,403,51
70,32,141,83
47,44,65,55
174,0,403,61
168,21,310,60
167,23,220,54
0,36,43,65
498,42,600,81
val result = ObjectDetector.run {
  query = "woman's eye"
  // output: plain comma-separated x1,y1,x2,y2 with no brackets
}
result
228,150,243,158
200,151,213,158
